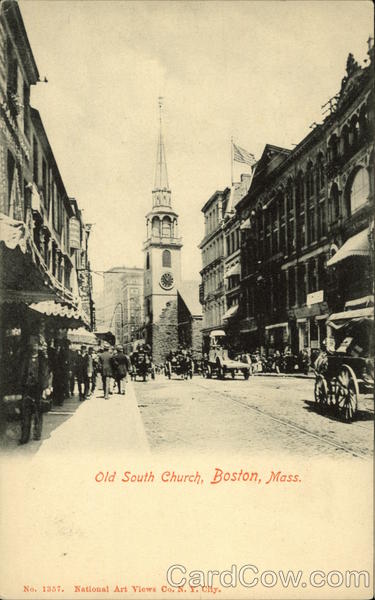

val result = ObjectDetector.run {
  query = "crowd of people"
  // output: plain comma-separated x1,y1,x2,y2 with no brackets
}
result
18,340,132,445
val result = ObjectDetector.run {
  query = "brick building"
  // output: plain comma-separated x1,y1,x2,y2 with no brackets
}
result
236,44,374,355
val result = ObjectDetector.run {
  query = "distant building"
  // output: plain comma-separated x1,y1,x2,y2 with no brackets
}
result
121,267,144,352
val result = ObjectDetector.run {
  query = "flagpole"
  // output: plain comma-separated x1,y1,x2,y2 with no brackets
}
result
230,137,234,186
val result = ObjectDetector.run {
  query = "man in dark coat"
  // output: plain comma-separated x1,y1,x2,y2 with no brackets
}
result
19,336,50,444
100,343,113,399
111,346,130,394
75,346,90,401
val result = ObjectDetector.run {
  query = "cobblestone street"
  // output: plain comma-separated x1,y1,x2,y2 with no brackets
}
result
2,374,372,459
134,374,374,459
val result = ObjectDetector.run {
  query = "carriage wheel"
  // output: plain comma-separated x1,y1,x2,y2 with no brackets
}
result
314,375,328,411
335,366,358,421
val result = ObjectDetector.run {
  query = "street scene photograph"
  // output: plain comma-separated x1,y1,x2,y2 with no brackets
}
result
0,0,373,460
0,2,374,599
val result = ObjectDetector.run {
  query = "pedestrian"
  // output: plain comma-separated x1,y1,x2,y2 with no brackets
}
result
68,343,78,396
89,347,99,394
76,345,90,401
51,338,68,406
100,343,113,399
19,335,50,444
111,345,130,394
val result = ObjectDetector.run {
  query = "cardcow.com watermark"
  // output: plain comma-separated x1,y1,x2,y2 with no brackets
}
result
166,564,371,591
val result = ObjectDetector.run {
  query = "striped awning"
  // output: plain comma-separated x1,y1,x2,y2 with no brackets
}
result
327,228,370,267
29,301,90,329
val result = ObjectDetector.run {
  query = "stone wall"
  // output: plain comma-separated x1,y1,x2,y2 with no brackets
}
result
152,299,178,365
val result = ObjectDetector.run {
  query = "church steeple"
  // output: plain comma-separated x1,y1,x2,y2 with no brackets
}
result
153,97,169,191
151,98,172,210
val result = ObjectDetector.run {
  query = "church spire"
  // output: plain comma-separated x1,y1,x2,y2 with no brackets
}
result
153,97,169,191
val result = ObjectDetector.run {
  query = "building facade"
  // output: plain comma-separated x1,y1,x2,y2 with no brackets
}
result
121,267,144,352
236,46,374,355
0,1,93,411
222,174,252,349
143,104,182,364
199,189,228,350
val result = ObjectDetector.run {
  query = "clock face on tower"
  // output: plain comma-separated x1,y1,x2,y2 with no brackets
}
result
160,272,174,290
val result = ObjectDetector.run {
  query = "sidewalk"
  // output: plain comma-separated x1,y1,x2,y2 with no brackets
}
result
0,380,150,455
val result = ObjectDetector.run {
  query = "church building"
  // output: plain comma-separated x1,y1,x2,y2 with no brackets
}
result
143,101,183,364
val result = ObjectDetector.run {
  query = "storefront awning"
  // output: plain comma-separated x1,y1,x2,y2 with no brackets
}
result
326,228,370,267
344,295,374,310
327,306,374,329
209,329,226,338
222,305,239,320
67,327,97,345
265,322,289,331
0,214,78,307
224,263,240,278
29,301,90,329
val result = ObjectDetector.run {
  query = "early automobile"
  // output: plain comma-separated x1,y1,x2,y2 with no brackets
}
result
313,301,373,421
202,330,251,380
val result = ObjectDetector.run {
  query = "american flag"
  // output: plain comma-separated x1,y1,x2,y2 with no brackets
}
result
233,142,256,166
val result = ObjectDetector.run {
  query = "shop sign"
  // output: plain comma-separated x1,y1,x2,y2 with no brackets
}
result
306,290,324,306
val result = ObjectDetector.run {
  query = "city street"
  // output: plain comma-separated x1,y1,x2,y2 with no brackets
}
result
3,374,373,459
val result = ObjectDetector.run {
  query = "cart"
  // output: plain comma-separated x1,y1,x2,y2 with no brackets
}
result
130,348,155,382
165,352,193,380
314,306,373,421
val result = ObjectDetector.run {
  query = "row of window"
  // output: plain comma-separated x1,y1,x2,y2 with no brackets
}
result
226,227,241,256
204,202,221,235
203,298,226,329
202,265,224,295
244,254,328,320
201,234,224,267
245,166,370,268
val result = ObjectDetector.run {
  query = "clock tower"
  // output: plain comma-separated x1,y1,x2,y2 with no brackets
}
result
143,98,182,362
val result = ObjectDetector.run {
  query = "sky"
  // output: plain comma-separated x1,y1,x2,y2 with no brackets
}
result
20,0,373,298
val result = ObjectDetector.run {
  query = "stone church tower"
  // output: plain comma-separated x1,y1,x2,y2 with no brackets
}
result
143,99,182,364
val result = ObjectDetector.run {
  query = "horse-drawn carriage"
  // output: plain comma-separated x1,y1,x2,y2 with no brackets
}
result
130,345,155,382
165,351,194,380
314,303,373,421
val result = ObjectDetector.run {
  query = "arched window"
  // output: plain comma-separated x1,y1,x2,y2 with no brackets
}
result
152,217,160,237
146,252,150,270
328,135,338,162
162,216,171,237
329,184,340,223
162,249,171,268
306,162,314,198
317,153,325,191
341,125,350,155
349,168,370,214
